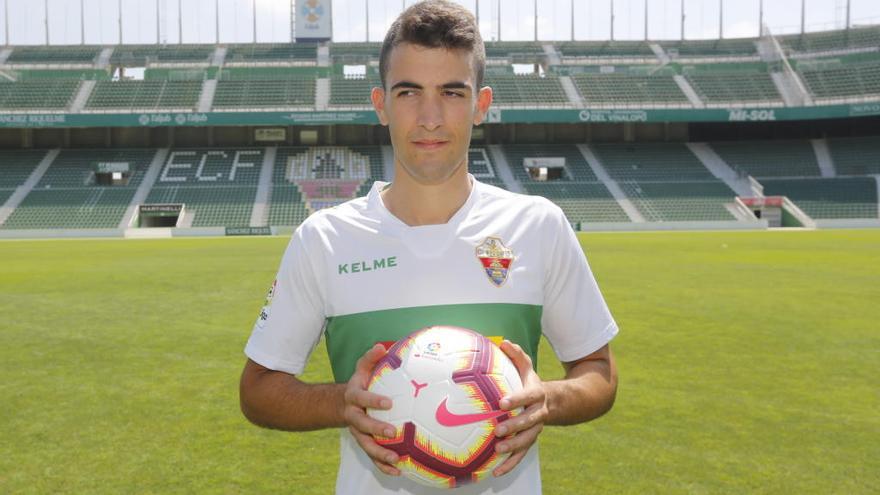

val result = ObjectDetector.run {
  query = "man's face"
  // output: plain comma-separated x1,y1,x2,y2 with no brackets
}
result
372,43,492,186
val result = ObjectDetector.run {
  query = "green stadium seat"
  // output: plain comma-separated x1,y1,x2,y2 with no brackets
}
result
329,74,381,107
592,143,715,181
226,43,318,63
148,148,265,227
485,74,570,106
710,140,821,177
502,144,598,182
0,80,80,110
110,45,214,66
468,149,506,189
0,150,48,188
85,80,202,110
269,146,385,225
329,42,383,63
780,26,880,53
555,41,654,58
617,180,737,221
571,73,690,106
827,137,880,176
661,38,758,58
1,149,154,230
213,79,315,108
761,177,878,219
685,72,782,105
6,46,101,64
521,182,630,223
799,62,880,100
484,42,546,59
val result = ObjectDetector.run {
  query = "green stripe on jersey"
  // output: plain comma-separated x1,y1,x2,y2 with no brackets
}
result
324,303,543,383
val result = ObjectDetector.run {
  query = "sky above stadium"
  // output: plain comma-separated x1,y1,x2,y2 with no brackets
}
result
2,0,879,45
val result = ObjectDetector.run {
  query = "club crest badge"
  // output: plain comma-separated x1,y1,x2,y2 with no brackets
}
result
475,236,514,287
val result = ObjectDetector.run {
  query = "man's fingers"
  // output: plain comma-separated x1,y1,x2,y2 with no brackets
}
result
493,448,527,477
499,340,533,375
352,344,388,381
349,426,401,476
499,385,545,412
345,386,392,410
344,404,397,438
495,421,542,453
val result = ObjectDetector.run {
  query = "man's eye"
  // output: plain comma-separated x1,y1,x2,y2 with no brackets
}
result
444,91,464,97
397,90,416,97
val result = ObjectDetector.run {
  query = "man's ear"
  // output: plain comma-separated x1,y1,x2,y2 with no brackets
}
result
473,86,493,126
371,86,389,126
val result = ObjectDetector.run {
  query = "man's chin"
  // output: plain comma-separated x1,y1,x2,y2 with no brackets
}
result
400,166,464,187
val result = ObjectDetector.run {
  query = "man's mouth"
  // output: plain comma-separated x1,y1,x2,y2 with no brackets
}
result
413,139,449,150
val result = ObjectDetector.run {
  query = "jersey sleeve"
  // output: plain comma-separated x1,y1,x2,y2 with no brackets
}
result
540,203,618,363
244,223,327,375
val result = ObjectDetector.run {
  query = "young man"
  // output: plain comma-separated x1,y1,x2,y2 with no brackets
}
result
239,1,618,493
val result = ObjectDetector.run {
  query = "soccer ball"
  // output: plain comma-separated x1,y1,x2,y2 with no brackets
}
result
366,326,523,489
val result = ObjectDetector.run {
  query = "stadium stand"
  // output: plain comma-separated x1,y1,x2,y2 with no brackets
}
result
0,79,80,110
760,178,878,219
571,73,690,107
780,25,880,54
485,73,570,106
329,42,383,62
268,146,383,225
110,45,214,66
213,70,316,109
500,144,630,223
0,189,14,207
484,42,545,59
0,150,46,188
592,143,716,181
617,181,737,221
329,73,381,107
502,144,598,182
5,46,101,64
146,149,264,227
521,181,630,223
85,80,202,111
0,151,48,217
799,62,880,100
684,71,782,105
588,144,737,221
225,43,318,63
1,149,153,229
826,136,880,176
660,38,758,58
709,140,822,177
556,41,654,59
468,149,506,189
1,25,880,232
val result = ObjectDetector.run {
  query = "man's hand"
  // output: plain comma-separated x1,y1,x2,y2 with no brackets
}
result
342,344,401,477
492,340,549,477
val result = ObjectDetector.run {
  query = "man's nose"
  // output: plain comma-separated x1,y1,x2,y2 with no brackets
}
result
416,95,443,131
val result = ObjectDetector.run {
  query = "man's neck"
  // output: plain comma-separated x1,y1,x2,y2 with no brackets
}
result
381,169,472,227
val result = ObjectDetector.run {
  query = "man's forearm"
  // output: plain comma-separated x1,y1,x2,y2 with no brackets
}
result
543,350,617,426
240,359,346,431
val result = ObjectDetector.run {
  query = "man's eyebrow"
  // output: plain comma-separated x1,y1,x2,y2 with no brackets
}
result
388,81,472,91
441,81,470,90
389,81,423,91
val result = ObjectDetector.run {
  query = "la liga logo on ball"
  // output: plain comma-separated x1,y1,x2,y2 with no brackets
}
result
367,326,523,489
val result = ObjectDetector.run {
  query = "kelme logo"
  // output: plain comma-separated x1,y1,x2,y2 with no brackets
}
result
338,256,398,275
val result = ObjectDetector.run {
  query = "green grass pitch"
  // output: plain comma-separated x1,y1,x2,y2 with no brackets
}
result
1,230,878,494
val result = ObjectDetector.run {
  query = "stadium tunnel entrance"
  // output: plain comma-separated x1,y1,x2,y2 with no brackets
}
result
138,204,184,228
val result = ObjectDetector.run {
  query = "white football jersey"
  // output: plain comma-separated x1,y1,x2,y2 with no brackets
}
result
245,176,618,494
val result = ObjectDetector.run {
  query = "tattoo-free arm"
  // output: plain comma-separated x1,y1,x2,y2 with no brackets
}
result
544,343,617,426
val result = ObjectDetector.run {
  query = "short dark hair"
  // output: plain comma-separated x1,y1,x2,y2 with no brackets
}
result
378,0,486,91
